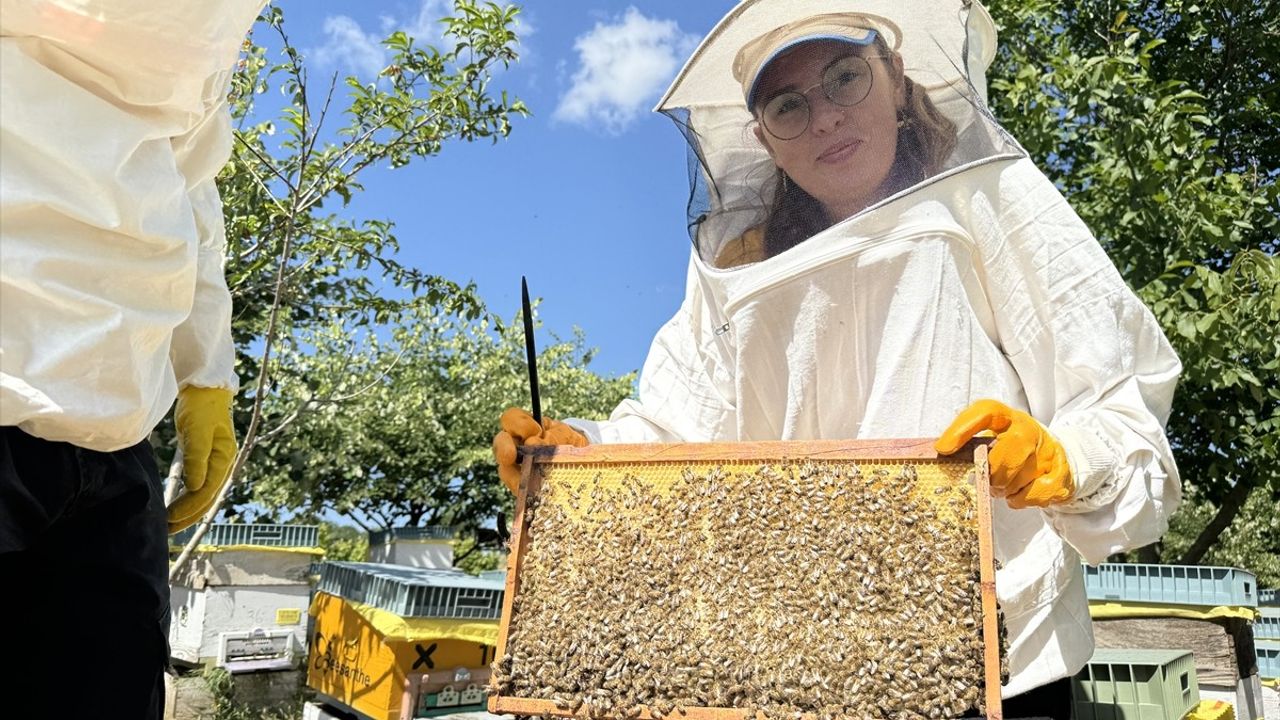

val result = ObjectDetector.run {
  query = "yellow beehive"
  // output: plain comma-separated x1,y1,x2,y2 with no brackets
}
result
307,588,499,719
1185,699,1235,720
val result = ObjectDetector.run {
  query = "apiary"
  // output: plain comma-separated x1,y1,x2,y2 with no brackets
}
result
488,438,1001,720
1086,562,1268,719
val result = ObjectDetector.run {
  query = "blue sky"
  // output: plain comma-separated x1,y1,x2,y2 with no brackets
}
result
278,1,736,381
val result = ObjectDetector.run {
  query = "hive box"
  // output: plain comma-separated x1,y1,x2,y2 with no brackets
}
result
169,526,322,668
305,562,504,720
368,527,458,569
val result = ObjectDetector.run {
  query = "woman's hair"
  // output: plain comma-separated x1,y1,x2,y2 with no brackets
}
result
760,40,958,259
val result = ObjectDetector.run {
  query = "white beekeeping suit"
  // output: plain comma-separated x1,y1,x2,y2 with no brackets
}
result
570,0,1182,698
0,0,263,451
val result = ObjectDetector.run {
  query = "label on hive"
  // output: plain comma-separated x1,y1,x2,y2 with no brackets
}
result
276,608,303,625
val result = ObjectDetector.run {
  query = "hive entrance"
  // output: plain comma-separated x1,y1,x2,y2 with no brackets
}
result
490,440,1000,720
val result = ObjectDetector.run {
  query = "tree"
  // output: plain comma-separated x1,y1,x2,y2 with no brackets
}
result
1162,484,1280,586
241,303,635,551
317,522,369,563
168,0,530,578
453,537,505,574
986,0,1279,565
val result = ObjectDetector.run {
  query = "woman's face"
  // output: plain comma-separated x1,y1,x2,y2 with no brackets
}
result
752,40,905,223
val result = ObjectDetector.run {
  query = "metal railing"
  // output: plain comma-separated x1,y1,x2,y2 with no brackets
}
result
316,561,504,619
171,523,320,549
368,526,456,545
1082,563,1257,608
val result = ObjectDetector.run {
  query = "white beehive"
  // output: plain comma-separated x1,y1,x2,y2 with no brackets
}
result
169,523,322,670
367,526,457,568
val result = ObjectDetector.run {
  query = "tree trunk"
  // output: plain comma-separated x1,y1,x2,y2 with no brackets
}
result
1177,479,1254,565
1136,542,1161,563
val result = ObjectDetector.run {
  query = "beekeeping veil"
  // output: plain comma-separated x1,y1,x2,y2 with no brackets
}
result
657,0,1023,267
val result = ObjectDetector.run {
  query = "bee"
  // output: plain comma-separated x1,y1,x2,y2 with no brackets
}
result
503,458,993,719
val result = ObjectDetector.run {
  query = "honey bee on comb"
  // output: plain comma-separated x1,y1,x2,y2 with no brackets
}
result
495,450,1000,720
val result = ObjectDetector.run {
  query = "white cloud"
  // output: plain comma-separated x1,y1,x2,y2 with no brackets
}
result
310,0,535,80
312,15,386,79
554,7,698,135
513,12,538,53
403,0,454,51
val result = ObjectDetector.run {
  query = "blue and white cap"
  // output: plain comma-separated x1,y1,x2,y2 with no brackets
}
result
732,12,903,108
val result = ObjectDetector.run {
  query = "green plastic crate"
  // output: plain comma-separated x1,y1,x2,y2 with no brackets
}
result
1258,641,1280,680
170,523,319,548
316,561,505,619
1258,607,1280,641
368,526,455,544
1072,649,1199,720
1083,563,1258,608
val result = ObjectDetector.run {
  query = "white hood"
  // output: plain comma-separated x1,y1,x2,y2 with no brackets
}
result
573,0,1182,698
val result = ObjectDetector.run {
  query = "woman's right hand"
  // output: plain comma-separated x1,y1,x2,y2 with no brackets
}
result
492,407,589,493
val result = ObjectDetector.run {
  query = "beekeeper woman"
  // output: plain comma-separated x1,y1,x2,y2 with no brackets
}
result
494,0,1181,714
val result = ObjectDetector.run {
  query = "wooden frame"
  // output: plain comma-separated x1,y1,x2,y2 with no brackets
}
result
489,438,1001,720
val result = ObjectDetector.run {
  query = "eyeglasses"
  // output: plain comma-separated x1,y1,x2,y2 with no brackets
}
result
756,55,885,141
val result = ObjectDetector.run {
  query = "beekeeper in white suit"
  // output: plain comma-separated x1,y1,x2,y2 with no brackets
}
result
494,0,1181,714
0,1,264,715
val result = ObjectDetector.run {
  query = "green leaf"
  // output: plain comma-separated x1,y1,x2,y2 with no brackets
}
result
1177,315,1197,339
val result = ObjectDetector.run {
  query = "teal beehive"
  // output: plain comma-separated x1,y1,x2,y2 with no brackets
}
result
1072,649,1199,720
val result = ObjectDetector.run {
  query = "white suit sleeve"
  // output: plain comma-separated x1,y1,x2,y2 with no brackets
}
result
975,159,1182,565
571,259,738,444
169,93,239,393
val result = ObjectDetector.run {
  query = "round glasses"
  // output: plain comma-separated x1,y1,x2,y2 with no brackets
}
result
756,55,882,141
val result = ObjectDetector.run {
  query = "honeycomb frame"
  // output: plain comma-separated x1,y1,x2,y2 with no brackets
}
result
489,438,1000,720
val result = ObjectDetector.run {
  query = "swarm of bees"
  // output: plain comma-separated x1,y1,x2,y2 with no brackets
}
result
491,459,999,720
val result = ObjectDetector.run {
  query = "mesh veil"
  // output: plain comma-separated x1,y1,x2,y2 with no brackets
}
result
656,0,1025,268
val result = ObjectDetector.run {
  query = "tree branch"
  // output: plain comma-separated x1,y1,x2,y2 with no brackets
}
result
1176,477,1255,564
234,135,296,196
170,71,315,578
453,540,481,567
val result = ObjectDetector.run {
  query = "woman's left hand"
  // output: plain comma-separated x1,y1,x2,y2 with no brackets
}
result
935,399,1074,508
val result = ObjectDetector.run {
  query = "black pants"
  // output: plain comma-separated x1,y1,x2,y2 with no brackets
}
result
0,426,170,720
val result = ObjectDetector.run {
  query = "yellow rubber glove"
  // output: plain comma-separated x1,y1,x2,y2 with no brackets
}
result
934,399,1074,509
492,407,589,493
167,386,237,533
